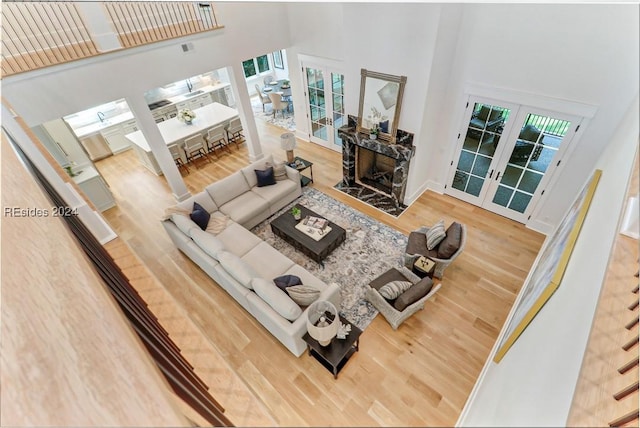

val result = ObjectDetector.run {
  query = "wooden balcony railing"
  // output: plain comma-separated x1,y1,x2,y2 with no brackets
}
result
1,1,222,78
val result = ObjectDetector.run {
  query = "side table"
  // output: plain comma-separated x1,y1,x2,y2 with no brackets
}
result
289,156,314,187
413,255,435,278
302,315,362,379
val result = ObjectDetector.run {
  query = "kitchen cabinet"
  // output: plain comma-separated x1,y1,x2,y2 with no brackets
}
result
73,166,116,212
152,105,178,122
100,119,137,154
80,132,112,161
42,118,93,167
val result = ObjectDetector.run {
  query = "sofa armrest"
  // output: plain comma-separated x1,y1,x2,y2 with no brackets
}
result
285,165,301,185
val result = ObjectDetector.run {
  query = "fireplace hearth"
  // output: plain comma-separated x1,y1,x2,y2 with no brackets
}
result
335,115,414,216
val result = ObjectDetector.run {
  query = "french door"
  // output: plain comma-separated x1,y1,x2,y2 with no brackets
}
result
301,63,345,152
446,96,582,223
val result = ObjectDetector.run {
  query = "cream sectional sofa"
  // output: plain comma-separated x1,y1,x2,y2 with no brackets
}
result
162,155,341,356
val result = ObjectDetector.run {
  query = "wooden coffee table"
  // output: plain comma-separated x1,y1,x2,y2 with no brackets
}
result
270,204,346,265
303,315,362,379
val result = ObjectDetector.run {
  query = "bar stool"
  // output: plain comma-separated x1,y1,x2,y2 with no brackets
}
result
168,143,189,174
224,117,244,150
205,125,230,158
183,133,211,167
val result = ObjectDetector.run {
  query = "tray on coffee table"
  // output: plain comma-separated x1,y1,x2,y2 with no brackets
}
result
270,204,346,264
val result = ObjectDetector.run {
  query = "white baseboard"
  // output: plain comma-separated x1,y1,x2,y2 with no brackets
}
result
527,218,553,235
173,190,192,202
620,196,639,239
404,180,443,206
295,129,310,142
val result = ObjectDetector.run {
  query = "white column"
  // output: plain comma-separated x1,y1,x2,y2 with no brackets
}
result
226,65,264,161
76,3,121,52
125,95,191,202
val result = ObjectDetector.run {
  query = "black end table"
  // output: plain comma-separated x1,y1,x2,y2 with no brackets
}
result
270,204,345,265
289,156,314,187
303,315,362,379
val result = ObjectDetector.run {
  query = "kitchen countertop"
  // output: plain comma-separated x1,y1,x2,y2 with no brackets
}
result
166,82,230,105
125,102,239,152
72,165,100,185
70,111,135,139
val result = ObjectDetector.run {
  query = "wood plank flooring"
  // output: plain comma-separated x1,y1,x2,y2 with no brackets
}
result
97,118,545,426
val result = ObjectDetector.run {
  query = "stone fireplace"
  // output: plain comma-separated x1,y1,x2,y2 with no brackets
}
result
336,116,414,215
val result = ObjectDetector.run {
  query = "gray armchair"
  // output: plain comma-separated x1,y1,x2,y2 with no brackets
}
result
366,266,441,330
403,222,466,279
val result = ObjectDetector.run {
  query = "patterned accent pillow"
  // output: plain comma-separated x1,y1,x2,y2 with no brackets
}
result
426,220,446,250
286,285,320,306
378,280,413,300
206,215,229,235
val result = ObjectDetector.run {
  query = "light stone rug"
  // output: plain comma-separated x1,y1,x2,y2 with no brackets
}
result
251,187,408,330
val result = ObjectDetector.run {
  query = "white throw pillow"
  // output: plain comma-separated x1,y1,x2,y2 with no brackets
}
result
286,285,320,306
190,228,226,260
252,278,302,321
379,280,413,300
426,220,446,250
218,251,259,289
171,213,199,236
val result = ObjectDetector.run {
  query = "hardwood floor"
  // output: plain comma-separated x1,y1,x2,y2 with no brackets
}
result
97,118,545,426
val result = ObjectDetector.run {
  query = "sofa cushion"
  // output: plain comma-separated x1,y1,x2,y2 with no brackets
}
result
255,167,276,187
206,171,250,207
176,191,218,214
286,285,320,307
218,192,270,226
171,213,200,236
273,274,302,291
252,277,302,321
437,222,462,259
394,276,433,311
406,231,428,257
190,202,210,230
379,280,413,300
251,179,298,206
242,242,295,281
216,222,262,257
218,251,259,289
426,220,446,250
190,228,226,260
241,154,273,188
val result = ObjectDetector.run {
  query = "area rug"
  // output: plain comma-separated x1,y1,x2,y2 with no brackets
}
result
250,95,296,132
251,187,408,330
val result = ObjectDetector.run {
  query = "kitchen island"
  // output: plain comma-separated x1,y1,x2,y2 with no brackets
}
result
125,102,239,175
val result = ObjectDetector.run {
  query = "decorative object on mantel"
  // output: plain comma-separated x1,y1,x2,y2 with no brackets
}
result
369,123,379,140
357,69,407,143
336,322,351,339
280,132,297,163
177,108,196,125
306,300,339,346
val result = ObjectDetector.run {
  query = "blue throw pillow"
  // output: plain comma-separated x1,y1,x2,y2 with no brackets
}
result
273,274,302,291
255,167,276,187
379,120,389,133
190,202,210,231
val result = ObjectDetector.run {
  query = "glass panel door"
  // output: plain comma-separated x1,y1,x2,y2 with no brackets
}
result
485,111,578,221
447,100,517,205
303,63,344,152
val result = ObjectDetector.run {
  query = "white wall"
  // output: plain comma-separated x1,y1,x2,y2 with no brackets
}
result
457,93,639,427
2,2,291,126
433,3,639,230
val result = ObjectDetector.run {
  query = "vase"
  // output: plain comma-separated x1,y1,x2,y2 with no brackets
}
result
185,120,193,125
293,213,301,220
370,133,377,140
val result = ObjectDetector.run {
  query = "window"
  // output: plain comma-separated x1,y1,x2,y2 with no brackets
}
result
242,55,270,78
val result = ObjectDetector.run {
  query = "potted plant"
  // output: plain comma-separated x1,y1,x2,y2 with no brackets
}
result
281,79,290,88
369,124,379,140
291,206,302,220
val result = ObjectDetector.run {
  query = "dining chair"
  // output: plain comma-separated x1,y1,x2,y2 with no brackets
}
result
255,84,272,112
224,118,244,149
205,125,230,158
263,75,275,86
268,92,289,118
168,143,189,174
183,133,211,167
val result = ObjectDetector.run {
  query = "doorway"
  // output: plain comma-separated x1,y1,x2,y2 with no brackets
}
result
446,96,583,223
301,62,345,152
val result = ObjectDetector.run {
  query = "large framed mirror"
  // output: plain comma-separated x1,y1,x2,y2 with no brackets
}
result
357,69,407,143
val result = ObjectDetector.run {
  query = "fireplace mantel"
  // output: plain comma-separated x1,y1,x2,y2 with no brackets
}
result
338,115,415,206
